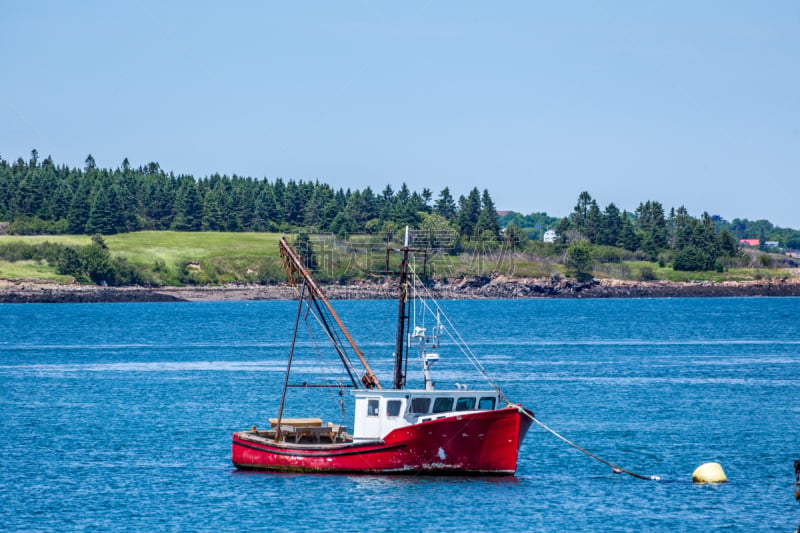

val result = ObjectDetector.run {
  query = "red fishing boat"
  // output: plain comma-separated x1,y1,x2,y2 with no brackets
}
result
232,231,532,475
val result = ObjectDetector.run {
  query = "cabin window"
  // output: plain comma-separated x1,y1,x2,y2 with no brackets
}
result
455,397,476,411
367,399,379,417
432,397,454,413
386,400,402,417
479,397,496,410
409,397,431,414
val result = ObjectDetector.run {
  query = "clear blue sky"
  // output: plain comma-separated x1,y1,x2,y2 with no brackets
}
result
2,2,798,227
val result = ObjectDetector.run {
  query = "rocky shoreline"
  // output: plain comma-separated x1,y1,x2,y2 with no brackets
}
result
3,274,800,303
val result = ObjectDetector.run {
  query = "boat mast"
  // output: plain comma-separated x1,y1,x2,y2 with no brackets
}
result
393,228,411,389
279,237,381,389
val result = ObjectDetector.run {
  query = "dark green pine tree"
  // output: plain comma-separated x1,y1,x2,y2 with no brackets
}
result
434,187,457,221
583,200,602,244
201,188,226,231
420,188,432,213
271,178,286,223
319,198,341,232
0,163,11,220
598,203,622,246
172,178,203,231
378,185,395,222
82,234,113,284
254,185,280,231
617,212,640,251
303,184,334,229
343,190,371,230
570,191,593,235
282,180,304,225
294,230,318,270
456,188,481,237
473,189,500,238
107,186,126,233
390,183,419,226
635,200,668,251
85,187,117,234
717,228,739,257
50,165,72,220
671,206,694,251
67,174,93,234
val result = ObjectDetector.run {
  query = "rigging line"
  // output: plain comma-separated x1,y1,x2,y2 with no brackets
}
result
303,294,360,387
519,409,660,481
412,280,495,379
407,265,507,399
303,307,347,383
302,309,351,415
275,281,308,441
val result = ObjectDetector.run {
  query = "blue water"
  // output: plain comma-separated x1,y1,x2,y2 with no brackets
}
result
1,298,798,531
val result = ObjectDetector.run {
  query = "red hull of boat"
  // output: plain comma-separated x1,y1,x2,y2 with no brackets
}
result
232,407,532,475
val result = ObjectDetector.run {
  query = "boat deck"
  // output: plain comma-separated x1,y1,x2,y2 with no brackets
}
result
244,418,353,445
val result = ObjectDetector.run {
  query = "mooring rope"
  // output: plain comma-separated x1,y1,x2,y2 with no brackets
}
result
517,407,660,481
405,262,659,481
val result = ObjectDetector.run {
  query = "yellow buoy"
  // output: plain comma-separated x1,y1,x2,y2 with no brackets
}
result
692,462,727,483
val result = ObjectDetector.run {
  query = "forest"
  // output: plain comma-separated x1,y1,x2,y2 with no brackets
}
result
1,150,799,285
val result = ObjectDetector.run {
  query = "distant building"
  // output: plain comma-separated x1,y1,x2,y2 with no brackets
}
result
786,250,800,259
739,239,760,247
765,241,779,248
543,229,557,243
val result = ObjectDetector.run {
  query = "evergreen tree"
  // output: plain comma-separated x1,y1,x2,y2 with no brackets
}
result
420,188,432,212
343,190,371,230
294,231,318,270
66,174,92,234
583,200,602,244
56,246,85,280
456,188,481,237
598,203,622,246
390,183,419,226
254,185,280,231
434,187,457,220
672,206,693,251
172,178,203,231
565,242,594,281
717,228,739,257
82,234,112,284
85,187,116,234
673,245,712,271
378,184,395,222
201,188,226,231
570,191,593,235
473,189,500,238
303,183,334,229
635,200,668,251
617,212,640,251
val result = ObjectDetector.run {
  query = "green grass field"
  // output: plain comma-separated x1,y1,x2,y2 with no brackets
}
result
0,231,286,283
0,231,792,284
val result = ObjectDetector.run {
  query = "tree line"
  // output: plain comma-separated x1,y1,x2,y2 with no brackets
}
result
2,151,798,278
551,191,799,273
0,151,500,241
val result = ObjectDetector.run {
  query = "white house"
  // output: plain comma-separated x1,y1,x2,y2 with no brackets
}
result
543,229,557,243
